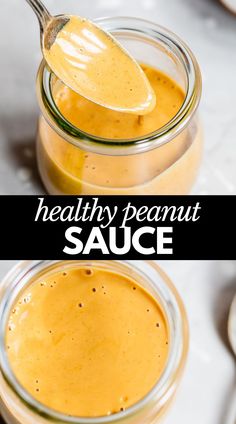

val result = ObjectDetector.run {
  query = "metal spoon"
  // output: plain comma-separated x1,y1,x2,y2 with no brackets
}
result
226,293,236,424
24,0,155,114
25,0,70,48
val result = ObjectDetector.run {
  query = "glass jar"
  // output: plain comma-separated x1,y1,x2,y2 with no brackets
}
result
0,260,188,424
36,17,202,195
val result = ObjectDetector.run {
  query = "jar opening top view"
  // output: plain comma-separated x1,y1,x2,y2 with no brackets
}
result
35,16,203,195
0,260,188,424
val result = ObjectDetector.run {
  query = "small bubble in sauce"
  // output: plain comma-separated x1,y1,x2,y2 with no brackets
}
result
156,323,160,328
78,303,83,308
85,269,93,276
23,295,31,304
63,272,67,276
92,288,97,293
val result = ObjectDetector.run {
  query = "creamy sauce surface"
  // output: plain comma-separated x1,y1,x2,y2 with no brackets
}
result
53,64,184,139
6,265,169,417
43,16,156,114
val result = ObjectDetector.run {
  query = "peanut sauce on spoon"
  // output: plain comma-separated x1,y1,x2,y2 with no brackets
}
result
43,16,156,114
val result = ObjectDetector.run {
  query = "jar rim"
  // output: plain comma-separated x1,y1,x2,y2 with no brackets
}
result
36,16,202,156
0,260,188,424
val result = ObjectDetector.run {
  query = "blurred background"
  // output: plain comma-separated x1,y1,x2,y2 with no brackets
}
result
0,260,235,424
0,0,236,194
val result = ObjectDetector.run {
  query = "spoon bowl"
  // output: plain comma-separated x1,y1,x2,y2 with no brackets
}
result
24,0,156,114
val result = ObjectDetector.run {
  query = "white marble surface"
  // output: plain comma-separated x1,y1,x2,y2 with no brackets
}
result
0,260,235,424
0,0,236,194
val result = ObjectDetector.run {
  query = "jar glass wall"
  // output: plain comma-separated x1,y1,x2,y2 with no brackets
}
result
36,17,202,195
0,260,188,424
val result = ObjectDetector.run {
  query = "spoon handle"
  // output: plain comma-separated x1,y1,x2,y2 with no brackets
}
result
24,0,51,32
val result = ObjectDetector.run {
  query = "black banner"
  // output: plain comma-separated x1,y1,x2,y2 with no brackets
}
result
1,195,235,259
